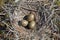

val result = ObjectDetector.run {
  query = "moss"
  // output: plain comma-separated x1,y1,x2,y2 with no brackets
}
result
0,0,4,6
0,30,4,34
55,0,60,6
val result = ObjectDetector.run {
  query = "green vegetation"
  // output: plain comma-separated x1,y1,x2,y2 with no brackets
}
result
55,0,60,6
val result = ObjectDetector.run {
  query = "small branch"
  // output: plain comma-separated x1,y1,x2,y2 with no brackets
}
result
0,13,6,15
21,7,37,12
53,33,60,38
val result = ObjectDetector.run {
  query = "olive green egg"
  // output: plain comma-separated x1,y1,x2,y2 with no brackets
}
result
29,21,36,29
21,20,28,27
27,14,35,21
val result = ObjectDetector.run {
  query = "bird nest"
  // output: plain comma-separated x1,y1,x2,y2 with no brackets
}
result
1,0,60,40
11,0,59,40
